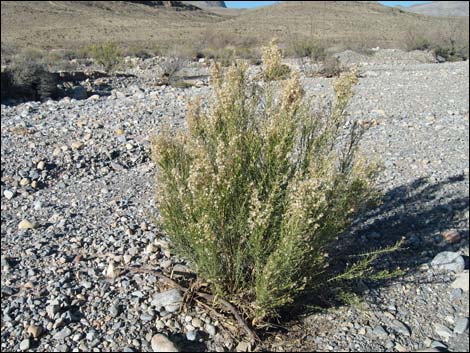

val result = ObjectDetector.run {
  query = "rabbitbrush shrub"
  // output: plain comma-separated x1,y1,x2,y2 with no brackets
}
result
152,58,399,325
261,40,291,81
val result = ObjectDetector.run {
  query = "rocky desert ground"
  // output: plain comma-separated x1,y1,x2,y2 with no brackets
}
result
1,49,469,352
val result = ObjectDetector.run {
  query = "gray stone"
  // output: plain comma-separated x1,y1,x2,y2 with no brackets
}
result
434,323,453,339
110,303,120,317
450,288,463,301
373,325,388,337
155,319,165,330
140,313,154,321
430,340,447,349
47,301,61,318
454,317,469,334
54,327,72,341
191,317,203,328
55,344,69,352
430,252,465,273
392,319,411,336
151,289,182,313
205,323,216,336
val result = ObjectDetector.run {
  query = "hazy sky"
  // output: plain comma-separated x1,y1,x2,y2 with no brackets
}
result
224,1,433,9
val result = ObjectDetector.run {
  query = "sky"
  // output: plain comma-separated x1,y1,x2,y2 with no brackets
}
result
224,1,433,9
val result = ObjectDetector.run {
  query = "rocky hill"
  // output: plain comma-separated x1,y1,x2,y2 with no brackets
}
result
397,1,469,17
183,1,226,8
1,1,468,54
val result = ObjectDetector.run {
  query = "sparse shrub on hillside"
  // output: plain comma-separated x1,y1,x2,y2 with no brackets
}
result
261,40,291,81
151,60,401,326
88,42,122,72
405,34,432,51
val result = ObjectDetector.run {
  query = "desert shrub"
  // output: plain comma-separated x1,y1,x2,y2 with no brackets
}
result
87,42,122,71
160,57,187,85
262,40,291,81
289,39,327,61
151,61,400,325
8,59,58,101
203,47,236,67
318,55,342,78
406,36,431,51
433,43,469,62
202,47,261,67
1,70,13,100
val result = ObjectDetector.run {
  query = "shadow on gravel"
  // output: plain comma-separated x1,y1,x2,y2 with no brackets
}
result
171,332,207,352
282,173,469,320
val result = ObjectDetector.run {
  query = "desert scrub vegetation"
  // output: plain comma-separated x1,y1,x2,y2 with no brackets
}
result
288,39,327,62
2,55,59,102
151,58,401,327
318,55,343,78
87,42,122,72
261,40,291,81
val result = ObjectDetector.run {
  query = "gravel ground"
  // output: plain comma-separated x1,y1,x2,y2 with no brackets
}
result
1,51,469,352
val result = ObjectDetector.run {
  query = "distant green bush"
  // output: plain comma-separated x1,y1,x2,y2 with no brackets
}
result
88,42,122,71
289,40,327,61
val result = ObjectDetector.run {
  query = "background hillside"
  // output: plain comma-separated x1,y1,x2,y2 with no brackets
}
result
397,1,469,17
1,1,468,57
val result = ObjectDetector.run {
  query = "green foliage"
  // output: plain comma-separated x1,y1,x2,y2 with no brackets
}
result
151,59,398,325
87,42,122,71
434,44,469,62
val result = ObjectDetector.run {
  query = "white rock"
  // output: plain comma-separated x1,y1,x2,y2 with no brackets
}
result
451,271,469,291
151,334,179,352
151,289,182,313
18,219,36,230
4,190,14,200
105,261,118,279
19,339,30,351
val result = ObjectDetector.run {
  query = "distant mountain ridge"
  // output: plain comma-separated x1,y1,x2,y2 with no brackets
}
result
397,1,469,17
183,1,226,8
124,1,226,9
1,1,467,54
